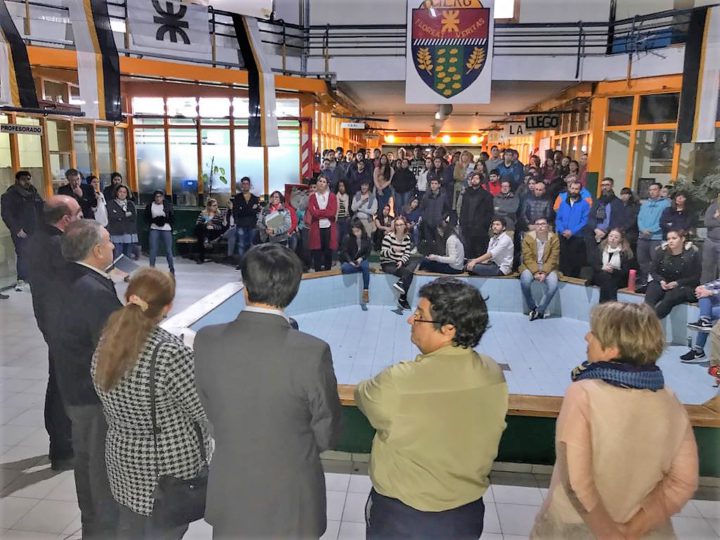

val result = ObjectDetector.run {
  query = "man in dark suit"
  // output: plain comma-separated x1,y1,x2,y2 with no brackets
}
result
56,219,121,538
194,244,342,539
26,195,83,470
58,168,97,219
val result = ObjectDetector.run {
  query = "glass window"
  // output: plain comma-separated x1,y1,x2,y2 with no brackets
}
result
234,129,264,194
199,98,230,119
638,93,679,124
17,117,44,191
632,130,674,192
267,129,300,195
132,97,164,115
200,129,231,199
677,127,720,188
276,98,299,118
608,96,634,126
96,127,112,186
73,125,93,179
232,98,250,118
168,129,198,206
47,120,72,188
69,85,81,106
603,131,630,186
0,114,11,287
43,80,67,103
494,0,515,19
115,128,127,181
134,128,166,196
167,97,197,119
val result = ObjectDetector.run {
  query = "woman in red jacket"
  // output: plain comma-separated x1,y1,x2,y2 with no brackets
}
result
307,175,338,271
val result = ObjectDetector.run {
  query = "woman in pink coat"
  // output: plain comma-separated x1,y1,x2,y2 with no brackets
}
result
307,175,338,272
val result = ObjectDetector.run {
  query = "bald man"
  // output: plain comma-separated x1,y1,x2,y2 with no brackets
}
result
26,195,82,471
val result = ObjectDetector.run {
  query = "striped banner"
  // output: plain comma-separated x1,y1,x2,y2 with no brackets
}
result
300,119,313,179
232,14,278,147
413,38,487,46
66,0,121,121
0,0,38,108
677,6,720,143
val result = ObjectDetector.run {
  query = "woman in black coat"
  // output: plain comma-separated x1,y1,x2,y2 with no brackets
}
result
644,228,702,319
340,218,372,304
660,190,694,239
106,185,138,259
586,228,634,303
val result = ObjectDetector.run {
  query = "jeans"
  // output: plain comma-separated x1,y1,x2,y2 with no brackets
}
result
695,296,720,349
113,242,134,261
469,262,502,276
65,404,118,539
394,190,412,213
336,217,350,252
637,238,662,284
366,488,485,540
235,226,255,260
341,260,370,289
11,234,29,281
381,260,419,297
701,237,720,283
116,504,188,540
377,187,393,212
223,225,237,256
520,269,559,314
148,229,174,272
418,259,464,274
644,281,696,319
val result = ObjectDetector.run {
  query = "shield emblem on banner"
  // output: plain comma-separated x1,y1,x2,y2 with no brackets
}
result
411,3,490,99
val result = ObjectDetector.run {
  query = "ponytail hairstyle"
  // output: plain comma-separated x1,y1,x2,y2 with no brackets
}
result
94,268,176,391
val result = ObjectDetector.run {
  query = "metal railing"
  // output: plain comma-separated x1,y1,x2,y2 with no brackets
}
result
8,1,701,80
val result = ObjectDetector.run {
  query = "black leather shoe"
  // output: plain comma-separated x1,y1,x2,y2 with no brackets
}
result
51,458,74,471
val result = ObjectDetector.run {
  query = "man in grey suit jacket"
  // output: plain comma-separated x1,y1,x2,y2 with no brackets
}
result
194,243,343,539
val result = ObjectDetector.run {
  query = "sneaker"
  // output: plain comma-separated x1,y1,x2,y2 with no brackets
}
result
398,297,411,310
530,311,545,322
688,318,713,331
14,279,25,292
362,289,369,304
709,366,720,387
392,280,405,294
528,309,537,321
680,348,706,363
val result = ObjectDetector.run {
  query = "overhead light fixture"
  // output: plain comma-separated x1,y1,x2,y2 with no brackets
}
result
435,112,441,120
442,134,451,144
470,135,479,144
385,134,396,143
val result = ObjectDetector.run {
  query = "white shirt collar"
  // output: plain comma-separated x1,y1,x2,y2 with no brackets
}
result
244,305,290,322
75,261,111,280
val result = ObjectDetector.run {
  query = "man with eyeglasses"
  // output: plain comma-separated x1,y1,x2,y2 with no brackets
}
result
519,216,561,321
355,278,508,538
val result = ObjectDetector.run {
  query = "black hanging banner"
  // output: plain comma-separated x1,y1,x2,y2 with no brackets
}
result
0,0,39,108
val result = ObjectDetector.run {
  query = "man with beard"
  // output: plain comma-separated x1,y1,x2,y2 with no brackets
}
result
1,170,44,292
58,168,97,219
556,181,590,278
392,158,417,211
348,155,373,197
521,180,554,232
496,149,523,191
458,172,494,258
585,177,624,259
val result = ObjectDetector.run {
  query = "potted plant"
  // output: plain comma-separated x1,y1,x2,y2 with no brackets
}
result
202,156,228,197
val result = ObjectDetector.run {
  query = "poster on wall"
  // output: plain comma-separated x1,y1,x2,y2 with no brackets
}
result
650,130,675,161
127,0,211,54
405,0,494,104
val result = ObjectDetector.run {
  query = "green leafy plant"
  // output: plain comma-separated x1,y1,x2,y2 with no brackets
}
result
201,156,227,195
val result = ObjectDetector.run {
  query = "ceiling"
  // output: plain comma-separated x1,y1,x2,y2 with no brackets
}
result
336,80,577,134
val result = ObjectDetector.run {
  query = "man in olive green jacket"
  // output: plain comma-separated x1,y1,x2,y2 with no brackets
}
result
355,278,508,538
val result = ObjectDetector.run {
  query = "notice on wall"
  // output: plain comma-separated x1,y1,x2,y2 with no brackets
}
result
503,122,526,138
405,0,494,104
0,124,42,135
127,0,211,54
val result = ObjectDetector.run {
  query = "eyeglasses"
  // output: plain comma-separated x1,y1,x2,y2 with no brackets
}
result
411,310,437,324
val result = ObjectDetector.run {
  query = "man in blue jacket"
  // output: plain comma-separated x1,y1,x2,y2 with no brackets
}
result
496,149,524,190
556,181,590,277
636,182,670,289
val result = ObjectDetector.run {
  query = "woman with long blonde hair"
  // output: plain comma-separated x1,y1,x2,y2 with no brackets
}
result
92,268,208,539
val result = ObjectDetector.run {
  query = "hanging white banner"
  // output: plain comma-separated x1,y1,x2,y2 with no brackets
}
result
189,0,273,19
405,0,494,104
127,0,211,53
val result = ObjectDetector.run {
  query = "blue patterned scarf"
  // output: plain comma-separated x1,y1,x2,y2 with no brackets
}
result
571,359,664,391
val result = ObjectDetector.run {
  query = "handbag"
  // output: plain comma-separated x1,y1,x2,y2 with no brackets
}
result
148,341,208,528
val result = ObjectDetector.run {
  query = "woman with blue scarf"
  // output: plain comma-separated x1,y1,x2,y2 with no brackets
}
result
532,302,698,539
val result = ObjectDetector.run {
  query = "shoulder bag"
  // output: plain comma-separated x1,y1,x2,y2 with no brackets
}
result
149,341,208,528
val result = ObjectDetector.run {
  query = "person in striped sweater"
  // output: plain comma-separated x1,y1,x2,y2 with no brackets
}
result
381,216,418,310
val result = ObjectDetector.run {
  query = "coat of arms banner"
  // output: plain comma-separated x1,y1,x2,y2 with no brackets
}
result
405,0,494,104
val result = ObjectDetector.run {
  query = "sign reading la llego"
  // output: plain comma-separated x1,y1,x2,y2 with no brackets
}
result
406,0,494,104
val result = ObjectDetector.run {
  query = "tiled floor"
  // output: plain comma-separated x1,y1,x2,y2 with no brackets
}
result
0,258,718,539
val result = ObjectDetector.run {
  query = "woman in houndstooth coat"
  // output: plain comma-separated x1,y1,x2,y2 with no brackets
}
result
92,268,209,539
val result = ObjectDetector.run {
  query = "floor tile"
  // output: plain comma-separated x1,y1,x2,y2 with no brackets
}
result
6,408,44,427
348,474,372,494
495,502,540,536
185,518,212,539
0,496,39,529
341,492,368,523
0,426,38,448
337,521,365,540
2,468,68,499
483,501,501,534
491,484,544,506
692,499,720,519
0,446,47,470
480,534,502,540
320,519,340,540
10,499,79,534
1,530,59,540
325,472,351,492
670,515,718,539
326,490,347,521
45,474,78,502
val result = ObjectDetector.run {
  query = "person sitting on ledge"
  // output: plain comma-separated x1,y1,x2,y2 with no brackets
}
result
340,218,372,304
194,198,225,264
644,229,701,320
586,228,634,303
466,216,514,277
381,216,417,311
519,217,560,321
680,278,720,363
418,213,465,275
351,179,378,238
257,191,292,247
531,302,698,539
355,278,508,539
